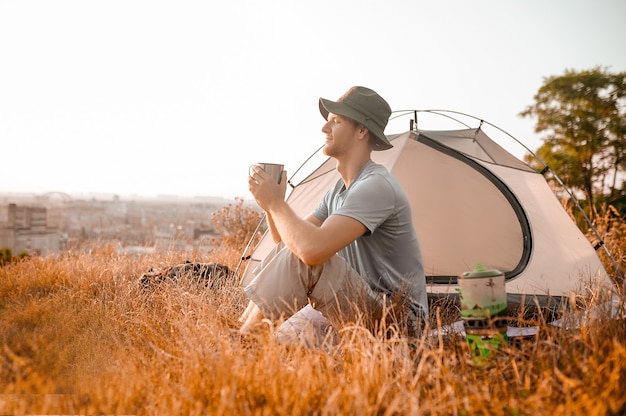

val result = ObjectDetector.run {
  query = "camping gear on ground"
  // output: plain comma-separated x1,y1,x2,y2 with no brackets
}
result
239,110,617,315
139,261,232,289
458,264,508,357
250,163,284,184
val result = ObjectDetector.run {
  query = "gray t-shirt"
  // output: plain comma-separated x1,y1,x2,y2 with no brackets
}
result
312,160,427,313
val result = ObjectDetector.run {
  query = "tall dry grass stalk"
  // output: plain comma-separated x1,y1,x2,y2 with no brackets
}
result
587,204,626,286
1,202,625,415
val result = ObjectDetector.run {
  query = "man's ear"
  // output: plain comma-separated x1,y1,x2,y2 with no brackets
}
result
358,125,369,140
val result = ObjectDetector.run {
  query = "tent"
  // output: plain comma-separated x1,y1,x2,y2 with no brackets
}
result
240,112,615,309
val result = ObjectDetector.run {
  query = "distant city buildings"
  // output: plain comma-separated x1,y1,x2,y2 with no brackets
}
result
0,204,62,255
0,194,240,257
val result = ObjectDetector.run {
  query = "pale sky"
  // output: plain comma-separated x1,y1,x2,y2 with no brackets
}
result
1,0,625,200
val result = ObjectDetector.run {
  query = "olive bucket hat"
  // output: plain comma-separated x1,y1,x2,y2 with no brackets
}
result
319,86,393,150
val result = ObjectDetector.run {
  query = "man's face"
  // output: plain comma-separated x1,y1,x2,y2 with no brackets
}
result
321,113,360,158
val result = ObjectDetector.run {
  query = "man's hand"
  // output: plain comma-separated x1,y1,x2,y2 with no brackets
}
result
249,166,367,266
248,166,287,212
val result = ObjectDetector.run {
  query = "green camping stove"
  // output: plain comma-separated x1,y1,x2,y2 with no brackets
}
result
458,264,508,357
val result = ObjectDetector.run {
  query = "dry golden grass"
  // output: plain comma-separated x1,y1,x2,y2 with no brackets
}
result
1,202,625,415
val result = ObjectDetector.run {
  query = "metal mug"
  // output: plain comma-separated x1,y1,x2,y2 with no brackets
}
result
249,163,284,184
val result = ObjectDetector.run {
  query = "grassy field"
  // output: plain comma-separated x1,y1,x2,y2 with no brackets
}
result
1,202,625,415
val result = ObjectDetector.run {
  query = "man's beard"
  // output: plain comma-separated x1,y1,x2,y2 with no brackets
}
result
322,141,344,158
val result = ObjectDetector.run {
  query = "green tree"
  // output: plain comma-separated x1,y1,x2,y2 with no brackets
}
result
520,67,626,215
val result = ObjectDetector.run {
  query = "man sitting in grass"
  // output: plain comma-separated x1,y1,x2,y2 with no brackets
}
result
241,86,427,344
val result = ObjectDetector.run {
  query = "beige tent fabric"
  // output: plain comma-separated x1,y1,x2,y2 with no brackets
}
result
486,163,607,295
385,136,524,278
242,129,611,300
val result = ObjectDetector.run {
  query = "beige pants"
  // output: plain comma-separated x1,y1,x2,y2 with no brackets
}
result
244,242,384,331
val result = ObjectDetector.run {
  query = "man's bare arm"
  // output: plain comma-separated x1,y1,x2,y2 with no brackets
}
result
268,200,366,265
265,212,281,244
266,212,322,244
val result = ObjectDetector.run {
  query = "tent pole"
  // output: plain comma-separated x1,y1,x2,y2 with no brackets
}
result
235,213,266,284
